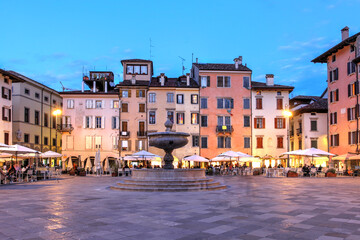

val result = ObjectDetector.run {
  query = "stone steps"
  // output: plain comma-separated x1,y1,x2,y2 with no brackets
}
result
117,181,221,188
123,178,213,184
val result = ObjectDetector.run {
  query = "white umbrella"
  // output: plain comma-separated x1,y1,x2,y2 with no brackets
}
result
211,156,235,162
0,143,9,148
132,150,159,160
85,157,92,171
123,155,138,161
40,151,62,158
219,151,243,158
103,157,110,172
0,144,40,163
332,153,357,161
67,157,73,170
281,149,310,156
301,148,335,156
184,155,209,162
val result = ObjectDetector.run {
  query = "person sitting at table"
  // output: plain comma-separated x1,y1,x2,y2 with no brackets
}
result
302,165,310,177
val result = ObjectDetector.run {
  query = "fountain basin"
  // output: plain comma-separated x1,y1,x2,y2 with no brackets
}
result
132,168,205,180
148,132,190,150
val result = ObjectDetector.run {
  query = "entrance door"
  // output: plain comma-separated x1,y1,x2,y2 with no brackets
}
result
4,132,9,145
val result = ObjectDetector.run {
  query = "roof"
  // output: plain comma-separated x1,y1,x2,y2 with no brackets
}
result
251,81,294,91
293,98,328,115
149,76,199,88
59,89,119,95
193,63,252,72
353,56,360,64
116,80,150,87
312,32,360,63
7,70,60,93
120,59,153,64
291,95,322,101
0,69,24,83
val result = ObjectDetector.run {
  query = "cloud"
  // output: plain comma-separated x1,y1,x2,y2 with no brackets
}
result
38,52,68,61
278,37,327,51
281,64,293,70
124,48,132,53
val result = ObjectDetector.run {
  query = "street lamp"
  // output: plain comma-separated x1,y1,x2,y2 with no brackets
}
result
283,107,292,167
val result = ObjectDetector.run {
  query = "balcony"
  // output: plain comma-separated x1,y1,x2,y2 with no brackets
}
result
57,124,74,133
216,125,234,133
120,131,130,138
296,128,302,136
137,131,147,138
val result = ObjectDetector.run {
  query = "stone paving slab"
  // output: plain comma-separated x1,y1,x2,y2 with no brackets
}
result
1,175,360,239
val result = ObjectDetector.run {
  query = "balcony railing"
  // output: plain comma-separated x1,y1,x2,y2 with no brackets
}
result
57,124,74,133
296,128,302,135
216,125,234,133
120,131,130,138
137,131,147,137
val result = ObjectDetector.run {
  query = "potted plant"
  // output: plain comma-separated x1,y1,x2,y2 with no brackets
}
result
253,169,260,175
112,162,119,177
287,170,298,177
206,168,213,176
326,168,337,177
78,168,86,176
69,169,75,176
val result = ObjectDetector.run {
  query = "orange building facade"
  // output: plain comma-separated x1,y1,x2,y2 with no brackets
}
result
192,57,252,159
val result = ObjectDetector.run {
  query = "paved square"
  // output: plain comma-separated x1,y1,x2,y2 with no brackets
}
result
1,176,360,239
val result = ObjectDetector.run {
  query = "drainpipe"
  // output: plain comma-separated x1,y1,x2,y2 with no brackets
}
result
41,88,44,152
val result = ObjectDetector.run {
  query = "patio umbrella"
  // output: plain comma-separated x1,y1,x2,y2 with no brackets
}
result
211,156,236,162
132,150,159,160
0,144,39,163
40,151,62,158
348,154,360,160
301,148,335,156
0,143,9,148
85,157,92,171
103,157,110,172
67,157,73,170
183,155,209,162
94,149,101,171
332,153,357,161
219,151,243,158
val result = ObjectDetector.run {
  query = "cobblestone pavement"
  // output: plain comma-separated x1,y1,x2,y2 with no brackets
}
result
1,175,360,240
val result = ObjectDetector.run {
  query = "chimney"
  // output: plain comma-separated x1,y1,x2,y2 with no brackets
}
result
265,74,274,86
160,73,165,86
196,58,198,63
81,81,84,92
341,26,349,41
186,73,190,86
131,74,136,85
93,80,96,93
234,56,242,69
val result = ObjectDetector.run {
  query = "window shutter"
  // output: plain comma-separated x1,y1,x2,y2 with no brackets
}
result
263,118,265,128
254,118,257,129
329,71,333,82
348,84,351,97
128,140,131,151
260,99,262,109
348,132,351,144
274,118,277,128
83,116,86,128
111,100,114,109
2,107,5,121
119,90,123,97
282,118,286,128
92,100,95,108
207,76,210,87
92,116,95,128
102,100,105,108
116,116,119,129
336,89,339,101
136,90,139,97
335,68,338,80
347,108,350,121
231,99,234,109
347,62,351,75
128,90,132,98
101,116,105,129
8,109,11,122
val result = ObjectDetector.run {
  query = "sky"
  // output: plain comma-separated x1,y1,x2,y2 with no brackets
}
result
1,0,359,97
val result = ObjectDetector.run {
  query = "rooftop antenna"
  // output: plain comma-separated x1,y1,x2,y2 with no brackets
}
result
149,38,154,59
178,56,186,75
60,81,77,91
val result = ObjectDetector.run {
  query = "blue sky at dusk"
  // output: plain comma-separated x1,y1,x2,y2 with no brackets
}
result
1,0,359,97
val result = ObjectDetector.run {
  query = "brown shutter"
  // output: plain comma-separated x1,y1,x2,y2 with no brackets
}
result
254,118,257,129
282,118,286,129
119,90,123,97
1,87,4,98
207,76,210,87
263,118,265,128
2,107,5,121
8,109,11,122
274,118,277,128
9,89,11,100
136,90,139,97
128,90,131,98
128,140,131,151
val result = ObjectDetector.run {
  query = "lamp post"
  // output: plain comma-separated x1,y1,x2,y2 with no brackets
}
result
283,106,292,167
52,109,62,167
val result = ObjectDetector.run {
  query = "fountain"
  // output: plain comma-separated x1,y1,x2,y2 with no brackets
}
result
111,120,226,191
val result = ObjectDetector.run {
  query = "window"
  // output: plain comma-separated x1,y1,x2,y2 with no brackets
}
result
139,103,145,113
244,137,250,148
191,113,199,124
200,98,208,109
243,98,250,109
348,132,357,145
85,116,92,128
112,100,119,109
95,136,102,149
177,94,184,104
52,115,57,128
44,113,48,127
167,93,174,103
311,139,318,148
1,87,11,100
201,137,208,148
254,118,265,129
274,118,285,129
121,103,128,112
95,117,102,128
329,68,339,83
85,99,94,109
2,107,11,121
95,100,102,109
191,94,198,104
149,111,156,124
136,90,145,98
121,121,128,132
201,116,208,127
177,112,185,124
200,76,210,88
276,98,283,110
348,82,358,97
167,111,174,123
126,65,148,74
34,92,40,99
53,100,57,106
34,135,39,144
121,140,130,151
44,137,48,146
332,55,336,62
347,62,356,75
347,107,356,121
21,134,30,144
53,138,56,147
310,120,317,131
192,136,199,147
34,111,39,125
112,116,119,129
24,107,30,123
149,93,156,103
24,88,30,95
121,90,131,98
44,96,49,102
243,76,250,89
277,137,284,148
85,136,92,150
136,140,145,151
330,112,337,125
277,91,282,96
217,116,231,127
351,45,355,52
256,137,263,148
330,134,339,147
330,89,339,103
67,99,74,109
244,116,250,127
217,76,231,87
218,136,231,148
217,98,234,109
256,98,262,109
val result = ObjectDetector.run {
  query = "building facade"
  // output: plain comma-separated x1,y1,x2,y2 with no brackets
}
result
60,71,119,169
312,26,360,155
10,71,63,158
192,56,252,159
251,74,293,162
